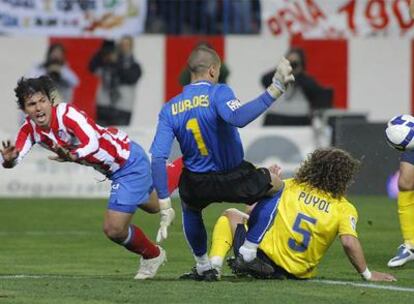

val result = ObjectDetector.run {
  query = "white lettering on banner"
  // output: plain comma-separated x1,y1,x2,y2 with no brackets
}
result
262,0,414,38
0,0,147,37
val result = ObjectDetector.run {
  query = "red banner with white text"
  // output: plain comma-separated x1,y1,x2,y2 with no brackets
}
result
262,0,414,38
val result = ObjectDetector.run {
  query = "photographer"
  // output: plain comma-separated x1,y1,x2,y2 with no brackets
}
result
261,47,332,126
27,43,79,103
89,37,142,126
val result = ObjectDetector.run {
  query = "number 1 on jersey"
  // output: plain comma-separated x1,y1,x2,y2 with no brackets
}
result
186,118,208,156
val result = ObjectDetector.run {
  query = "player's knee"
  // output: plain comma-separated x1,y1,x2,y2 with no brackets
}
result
103,223,127,242
141,206,160,214
398,176,414,191
222,208,248,224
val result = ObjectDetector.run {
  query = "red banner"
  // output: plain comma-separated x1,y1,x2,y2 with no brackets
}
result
262,0,414,38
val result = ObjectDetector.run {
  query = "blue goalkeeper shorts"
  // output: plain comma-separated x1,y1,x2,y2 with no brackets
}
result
107,141,153,214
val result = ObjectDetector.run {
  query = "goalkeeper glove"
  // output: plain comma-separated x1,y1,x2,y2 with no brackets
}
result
266,57,295,99
156,197,175,243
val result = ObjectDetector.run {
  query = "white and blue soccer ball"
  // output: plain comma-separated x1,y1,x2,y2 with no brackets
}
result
385,115,414,151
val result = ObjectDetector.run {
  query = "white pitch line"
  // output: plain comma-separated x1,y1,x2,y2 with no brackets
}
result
311,279,414,293
0,275,47,279
2,275,414,293
0,274,112,280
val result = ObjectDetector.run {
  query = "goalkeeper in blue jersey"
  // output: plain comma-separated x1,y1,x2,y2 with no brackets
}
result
150,45,294,280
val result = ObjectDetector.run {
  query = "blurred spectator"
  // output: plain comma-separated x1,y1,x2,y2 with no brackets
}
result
89,36,142,126
228,0,256,33
179,42,230,86
261,47,333,126
27,43,79,103
145,0,261,35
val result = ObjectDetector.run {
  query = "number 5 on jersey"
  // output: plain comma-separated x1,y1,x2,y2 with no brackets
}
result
186,118,208,156
288,213,317,252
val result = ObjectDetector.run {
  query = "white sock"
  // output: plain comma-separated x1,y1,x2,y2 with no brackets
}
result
239,240,259,262
195,253,211,275
210,256,223,272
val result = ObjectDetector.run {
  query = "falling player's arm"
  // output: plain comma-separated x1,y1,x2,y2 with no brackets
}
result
338,203,396,281
150,108,176,243
341,235,396,282
1,122,35,168
0,140,19,168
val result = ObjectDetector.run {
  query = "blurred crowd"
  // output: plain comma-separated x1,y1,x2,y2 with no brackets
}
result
28,39,333,129
145,0,262,34
21,0,334,128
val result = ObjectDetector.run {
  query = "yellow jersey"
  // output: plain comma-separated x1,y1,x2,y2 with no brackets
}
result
258,178,358,279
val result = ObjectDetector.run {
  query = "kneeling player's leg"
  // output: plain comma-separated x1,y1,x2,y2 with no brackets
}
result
239,193,280,262
266,164,284,196
209,208,248,270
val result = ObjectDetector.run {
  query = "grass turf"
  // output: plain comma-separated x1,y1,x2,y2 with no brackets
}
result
0,196,413,304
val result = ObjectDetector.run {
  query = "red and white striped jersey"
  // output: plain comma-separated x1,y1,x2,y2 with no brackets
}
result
14,103,131,175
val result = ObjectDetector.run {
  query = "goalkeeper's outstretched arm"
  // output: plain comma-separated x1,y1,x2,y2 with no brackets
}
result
340,235,396,282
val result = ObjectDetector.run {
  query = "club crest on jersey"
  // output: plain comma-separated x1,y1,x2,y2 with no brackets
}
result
112,183,120,190
58,129,66,139
350,216,357,231
226,99,242,111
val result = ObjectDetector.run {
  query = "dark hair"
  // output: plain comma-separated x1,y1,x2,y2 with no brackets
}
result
44,43,65,65
294,148,360,198
14,76,56,110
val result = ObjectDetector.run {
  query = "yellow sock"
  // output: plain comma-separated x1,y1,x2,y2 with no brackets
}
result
398,191,414,247
209,215,233,262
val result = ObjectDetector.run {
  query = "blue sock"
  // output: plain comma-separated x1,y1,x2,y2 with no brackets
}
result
182,204,207,256
246,192,281,244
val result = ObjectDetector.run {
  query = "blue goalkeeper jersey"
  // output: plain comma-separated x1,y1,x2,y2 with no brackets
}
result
150,80,277,198
150,80,275,173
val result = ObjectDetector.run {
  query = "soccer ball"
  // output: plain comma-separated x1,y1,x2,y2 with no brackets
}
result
385,115,414,151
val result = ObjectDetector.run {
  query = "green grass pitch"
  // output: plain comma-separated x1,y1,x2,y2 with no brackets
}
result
0,196,413,304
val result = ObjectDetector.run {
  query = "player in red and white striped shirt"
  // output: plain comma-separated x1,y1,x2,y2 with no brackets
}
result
0,76,180,279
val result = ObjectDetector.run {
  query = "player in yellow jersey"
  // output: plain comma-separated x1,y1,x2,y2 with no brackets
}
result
209,148,396,281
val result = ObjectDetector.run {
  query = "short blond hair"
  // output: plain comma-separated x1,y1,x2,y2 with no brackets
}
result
187,46,221,76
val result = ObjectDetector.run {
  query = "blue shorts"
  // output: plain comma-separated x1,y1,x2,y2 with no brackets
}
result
401,150,414,165
107,141,153,214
